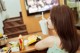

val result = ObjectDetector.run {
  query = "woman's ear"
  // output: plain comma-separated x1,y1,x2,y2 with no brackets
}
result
47,18,54,30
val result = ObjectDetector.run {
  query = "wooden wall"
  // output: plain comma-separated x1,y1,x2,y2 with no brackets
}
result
20,0,64,33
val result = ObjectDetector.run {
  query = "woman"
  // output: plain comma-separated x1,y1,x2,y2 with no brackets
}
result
35,5,80,53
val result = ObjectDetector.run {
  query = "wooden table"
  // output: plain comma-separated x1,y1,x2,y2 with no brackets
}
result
7,32,48,53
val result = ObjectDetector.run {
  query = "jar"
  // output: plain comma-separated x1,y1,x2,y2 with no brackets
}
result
0,37,7,47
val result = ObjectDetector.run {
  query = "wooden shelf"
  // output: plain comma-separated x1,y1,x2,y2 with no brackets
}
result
4,18,21,22
3,24,25,29
5,30,27,36
3,17,28,38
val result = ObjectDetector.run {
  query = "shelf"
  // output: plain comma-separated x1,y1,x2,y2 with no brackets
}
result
5,30,27,36
4,18,21,22
3,24,25,29
3,16,28,38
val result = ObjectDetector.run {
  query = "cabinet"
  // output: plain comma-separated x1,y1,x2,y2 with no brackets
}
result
3,17,28,38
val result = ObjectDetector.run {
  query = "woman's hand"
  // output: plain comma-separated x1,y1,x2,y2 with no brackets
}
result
47,17,54,30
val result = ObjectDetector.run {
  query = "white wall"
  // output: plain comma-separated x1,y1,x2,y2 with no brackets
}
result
0,13,4,34
0,0,21,34
3,0,21,18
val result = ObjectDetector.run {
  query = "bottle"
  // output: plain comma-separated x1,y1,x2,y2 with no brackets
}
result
39,12,48,35
18,35,24,50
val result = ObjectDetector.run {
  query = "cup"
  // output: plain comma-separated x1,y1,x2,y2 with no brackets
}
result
39,19,48,35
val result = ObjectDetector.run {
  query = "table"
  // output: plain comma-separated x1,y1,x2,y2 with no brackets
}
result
7,32,48,53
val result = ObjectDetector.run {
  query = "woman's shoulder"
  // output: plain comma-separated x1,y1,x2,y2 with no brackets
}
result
44,36,61,47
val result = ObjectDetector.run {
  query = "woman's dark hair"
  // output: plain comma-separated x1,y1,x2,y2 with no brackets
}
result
50,5,79,53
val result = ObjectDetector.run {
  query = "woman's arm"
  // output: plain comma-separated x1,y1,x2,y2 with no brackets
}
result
35,36,54,50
